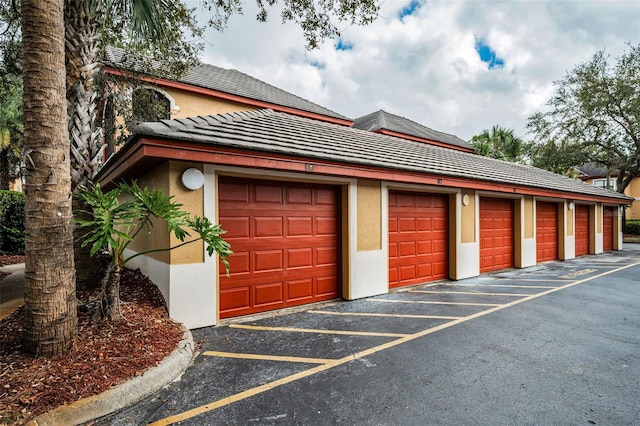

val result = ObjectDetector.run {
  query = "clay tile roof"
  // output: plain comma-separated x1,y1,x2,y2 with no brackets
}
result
353,110,472,150
129,110,631,202
103,46,349,122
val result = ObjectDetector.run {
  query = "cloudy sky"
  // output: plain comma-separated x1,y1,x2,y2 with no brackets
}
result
184,0,640,142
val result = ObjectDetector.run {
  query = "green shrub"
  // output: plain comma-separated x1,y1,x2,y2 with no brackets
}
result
625,220,640,235
0,190,25,254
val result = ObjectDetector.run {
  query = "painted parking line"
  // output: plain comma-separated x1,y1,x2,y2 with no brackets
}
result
449,284,557,289
202,351,333,364
497,278,570,282
409,290,532,297
149,261,640,426
229,323,409,338
308,310,463,320
367,299,502,307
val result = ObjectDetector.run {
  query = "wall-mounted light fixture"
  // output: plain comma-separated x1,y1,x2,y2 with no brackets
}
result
462,194,470,206
568,201,574,211
181,168,204,190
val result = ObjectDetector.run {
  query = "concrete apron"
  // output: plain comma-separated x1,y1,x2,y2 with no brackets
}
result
0,263,25,320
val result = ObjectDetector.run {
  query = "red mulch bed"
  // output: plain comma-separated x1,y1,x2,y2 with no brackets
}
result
0,264,185,425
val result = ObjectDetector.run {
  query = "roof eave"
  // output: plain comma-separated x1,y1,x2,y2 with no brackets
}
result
96,136,632,206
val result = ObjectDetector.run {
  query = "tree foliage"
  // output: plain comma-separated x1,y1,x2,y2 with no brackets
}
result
471,125,526,163
75,181,232,320
0,78,22,189
527,44,640,193
197,0,379,50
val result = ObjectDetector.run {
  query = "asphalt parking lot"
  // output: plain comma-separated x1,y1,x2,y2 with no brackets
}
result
95,247,640,425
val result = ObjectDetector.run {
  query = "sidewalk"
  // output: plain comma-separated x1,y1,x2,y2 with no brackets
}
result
0,262,24,320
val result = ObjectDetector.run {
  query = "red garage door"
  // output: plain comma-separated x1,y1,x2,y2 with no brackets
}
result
389,191,448,288
536,201,558,262
603,206,615,251
480,198,514,272
575,204,590,257
218,177,340,318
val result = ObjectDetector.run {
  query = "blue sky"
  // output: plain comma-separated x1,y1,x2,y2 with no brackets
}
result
188,0,640,141
475,39,504,69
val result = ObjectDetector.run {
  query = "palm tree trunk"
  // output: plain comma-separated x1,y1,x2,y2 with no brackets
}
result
65,0,106,290
21,0,77,357
96,263,123,322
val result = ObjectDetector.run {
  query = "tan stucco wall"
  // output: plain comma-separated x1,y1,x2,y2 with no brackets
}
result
567,204,574,236
166,88,259,119
124,161,205,265
168,161,204,264
461,190,475,244
357,179,382,251
524,196,534,238
624,178,640,220
127,163,171,264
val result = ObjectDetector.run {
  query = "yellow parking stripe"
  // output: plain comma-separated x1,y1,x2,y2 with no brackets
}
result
229,323,409,338
368,299,501,307
308,310,463,320
409,290,531,297
507,278,571,282
150,261,640,426
450,284,556,289
203,351,332,365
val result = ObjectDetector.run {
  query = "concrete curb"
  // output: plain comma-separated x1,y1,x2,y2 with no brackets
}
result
29,329,195,426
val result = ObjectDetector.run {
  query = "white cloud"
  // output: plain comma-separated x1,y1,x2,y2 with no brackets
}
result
185,0,640,141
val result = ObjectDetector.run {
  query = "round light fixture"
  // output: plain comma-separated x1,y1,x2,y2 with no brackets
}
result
568,201,574,211
181,168,204,190
462,194,470,206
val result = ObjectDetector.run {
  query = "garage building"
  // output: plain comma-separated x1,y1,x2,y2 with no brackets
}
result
97,109,631,328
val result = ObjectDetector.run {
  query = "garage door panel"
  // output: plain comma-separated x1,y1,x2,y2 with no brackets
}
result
316,189,337,205
288,279,313,301
254,217,283,238
254,250,284,272
603,207,615,251
536,202,558,262
388,218,398,233
417,218,432,231
480,198,514,273
416,264,433,279
316,247,337,266
389,191,448,288
227,251,251,274
219,182,249,202
317,276,339,296
286,187,312,204
389,267,398,284
254,282,284,307
316,217,337,235
575,205,590,256
220,287,250,311
287,217,313,236
287,248,313,269
399,217,416,232
399,241,416,257
254,184,282,204
397,193,416,207
400,265,416,282
219,177,340,318
219,217,250,239
417,241,432,255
